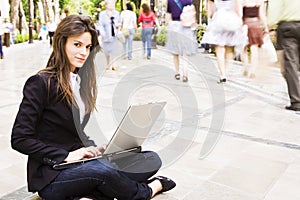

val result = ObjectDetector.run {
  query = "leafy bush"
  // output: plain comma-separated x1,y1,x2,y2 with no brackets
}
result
14,30,38,43
194,24,207,44
15,34,29,43
156,33,166,46
33,30,38,40
156,26,167,46
158,25,167,34
133,27,142,41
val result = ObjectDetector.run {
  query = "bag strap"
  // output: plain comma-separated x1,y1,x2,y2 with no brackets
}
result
173,0,183,10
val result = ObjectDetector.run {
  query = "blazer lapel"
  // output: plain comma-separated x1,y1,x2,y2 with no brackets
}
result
72,106,82,134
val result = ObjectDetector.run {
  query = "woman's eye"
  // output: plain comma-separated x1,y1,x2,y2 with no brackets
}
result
74,43,81,47
86,45,92,49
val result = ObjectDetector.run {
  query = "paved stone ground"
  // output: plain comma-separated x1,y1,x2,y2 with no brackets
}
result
1,40,300,200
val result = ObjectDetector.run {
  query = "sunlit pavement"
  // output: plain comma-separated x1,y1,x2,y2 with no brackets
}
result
1,40,300,200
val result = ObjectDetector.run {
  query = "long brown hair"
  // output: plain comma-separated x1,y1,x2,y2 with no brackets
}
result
141,3,150,16
39,15,100,113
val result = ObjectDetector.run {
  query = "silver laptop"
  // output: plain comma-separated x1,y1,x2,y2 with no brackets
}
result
53,101,166,169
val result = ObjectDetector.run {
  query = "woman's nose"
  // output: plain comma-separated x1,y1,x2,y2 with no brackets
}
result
80,47,88,55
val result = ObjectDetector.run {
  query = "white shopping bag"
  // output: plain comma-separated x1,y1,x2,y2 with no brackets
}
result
261,34,278,63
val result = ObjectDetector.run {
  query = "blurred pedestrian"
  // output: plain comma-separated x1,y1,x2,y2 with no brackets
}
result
11,14,176,199
268,0,300,111
60,8,70,20
166,0,198,82
38,23,48,41
120,2,137,60
138,3,156,60
98,0,121,70
201,0,242,83
237,0,268,79
0,13,4,59
47,19,57,47
3,18,14,45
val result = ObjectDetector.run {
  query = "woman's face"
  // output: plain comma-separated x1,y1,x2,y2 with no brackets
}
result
65,32,92,72
106,0,116,10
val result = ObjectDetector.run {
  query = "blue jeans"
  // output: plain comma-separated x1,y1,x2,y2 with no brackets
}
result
142,28,153,58
123,28,135,59
39,151,161,200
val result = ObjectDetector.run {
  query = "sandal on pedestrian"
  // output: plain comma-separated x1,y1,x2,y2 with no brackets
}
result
182,76,188,82
147,176,176,194
174,74,180,80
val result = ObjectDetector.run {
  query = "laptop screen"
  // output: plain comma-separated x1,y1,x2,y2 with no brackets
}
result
104,101,166,154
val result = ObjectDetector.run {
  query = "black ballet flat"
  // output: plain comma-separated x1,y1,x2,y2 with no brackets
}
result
217,78,226,84
148,176,176,193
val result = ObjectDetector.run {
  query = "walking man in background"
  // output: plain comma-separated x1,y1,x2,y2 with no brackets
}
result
268,0,300,111
47,19,57,47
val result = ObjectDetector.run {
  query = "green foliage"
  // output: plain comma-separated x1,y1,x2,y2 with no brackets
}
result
159,25,167,34
82,0,95,16
33,33,39,40
115,1,122,12
133,27,142,41
14,30,38,44
22,0,29,21
15,34,29,44
60,0,70,10
156,33,166,46
194,24,207,44
156,26,167,46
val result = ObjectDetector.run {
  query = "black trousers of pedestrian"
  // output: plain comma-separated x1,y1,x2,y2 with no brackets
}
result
277,21,300,108
48,31,55,46
0,35,3,57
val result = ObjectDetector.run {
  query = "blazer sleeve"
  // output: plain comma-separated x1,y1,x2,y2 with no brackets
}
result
11,74,68,166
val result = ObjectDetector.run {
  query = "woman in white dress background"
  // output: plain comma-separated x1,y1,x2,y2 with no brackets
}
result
201,0,242,83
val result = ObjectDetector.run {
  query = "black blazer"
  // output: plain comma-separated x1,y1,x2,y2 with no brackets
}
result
11,72,95,192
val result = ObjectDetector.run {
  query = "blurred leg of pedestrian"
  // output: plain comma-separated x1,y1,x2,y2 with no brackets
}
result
241,48,250,76
215,46,226,82
127,29,134,60
166,21,197,83
48,31,55,47
182,59,189,82
249,45,259,78
173,55,180,78
0,35,3,59
216,46,233,83
142,28,146,58
105,55,116,71
123,36,128,59
242,20,264,78
278,21,300,110
142,28,152,59
146,28,152,59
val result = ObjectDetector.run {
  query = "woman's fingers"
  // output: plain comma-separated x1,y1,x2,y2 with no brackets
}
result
98,144,107,154
85,146,101,157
